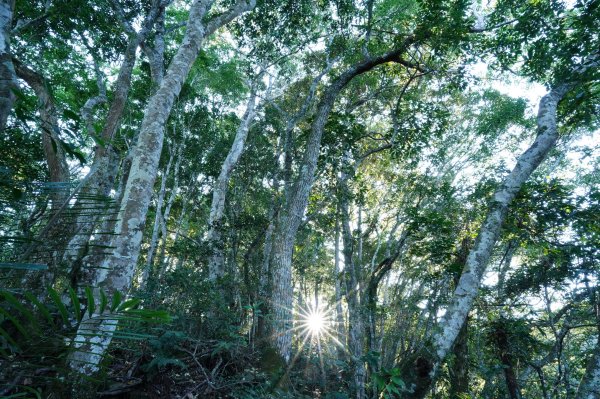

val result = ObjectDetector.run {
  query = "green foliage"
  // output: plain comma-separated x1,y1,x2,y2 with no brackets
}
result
0,286,168,396
372,366,407,398
2,0,600,398
141,330,187,374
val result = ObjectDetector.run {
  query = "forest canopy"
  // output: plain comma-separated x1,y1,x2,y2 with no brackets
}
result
0,0,599,398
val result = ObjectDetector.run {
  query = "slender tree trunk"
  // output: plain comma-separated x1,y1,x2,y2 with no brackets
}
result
207,89,257,281
339,168,366,399
0,0,16,131
156,147,182,270
269,39,420,361
400,59,599,396
161,175,196,276
140,146,175,288
61,3,164,270
334,214,346,348
449,239,471,399
256,185,277,341
432,82,573,359
576,280,600,399
497,239,517,295
13,60,70,205
12,60,72,288
69,0,256,375
576,338,600,399
260,59,332,350
493,320,522,399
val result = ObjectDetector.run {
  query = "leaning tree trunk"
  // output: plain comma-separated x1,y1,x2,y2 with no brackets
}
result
13,60,70,207
401,58,599,397
448,239,471,399
69,0,256,375
269,38,421,362
0,0,16,131
60,3,164,271
155,148,182,272
207,89,257,281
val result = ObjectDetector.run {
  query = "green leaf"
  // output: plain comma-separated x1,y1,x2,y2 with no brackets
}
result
48,287,69,326
386,383,400,394
85,286,95,317
68,286,81,322
0,307,29,338
111,291,122,312
391,376,405,389
373,373,385,390
1,290,39,331
60,141,87,165
90,134,106,147
24,291,54,326
100,289,108,313
117,298,141,312
0,262,48,270
63,108,80,121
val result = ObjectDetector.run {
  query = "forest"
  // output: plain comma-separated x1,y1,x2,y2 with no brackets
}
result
0,0,599,398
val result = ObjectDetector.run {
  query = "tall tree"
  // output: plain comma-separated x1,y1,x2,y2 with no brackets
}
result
69,0,256,374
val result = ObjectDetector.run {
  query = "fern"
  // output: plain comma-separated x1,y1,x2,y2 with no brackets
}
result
0,286,169,397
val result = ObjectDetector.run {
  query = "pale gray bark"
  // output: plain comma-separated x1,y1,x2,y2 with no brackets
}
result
62,1,165,269
207,88,257,281
576,278,600,399
432,81,575,365
161,174,197,277
269,39,420,362
140,145,176,287
0,0,16,131
340,172,366,399
576,340,600,399
156,146,182,269
334,214,346,347
259,59,334,346
79,45,107,136
69,0,256,375
497,239,517,296
405,55,600,397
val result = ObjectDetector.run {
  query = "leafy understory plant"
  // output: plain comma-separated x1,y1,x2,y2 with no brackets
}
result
0,286,169,397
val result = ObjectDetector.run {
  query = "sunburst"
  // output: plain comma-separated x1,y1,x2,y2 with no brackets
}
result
304,307,327,335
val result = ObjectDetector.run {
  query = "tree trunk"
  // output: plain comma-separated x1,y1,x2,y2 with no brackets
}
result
61,3,164,270
207,89,257,281
401,69,595,397
339,169,366,399
448,317,469,398
493,320,522,399
0,0,16,130
155,147,182,272
432,82,573,358
334,214,347,349
576,338,600,399
256,185,277,341
140,146,175,288
68,0,256,375
13,60,70,205
449,239,471,399
269,38,421,362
